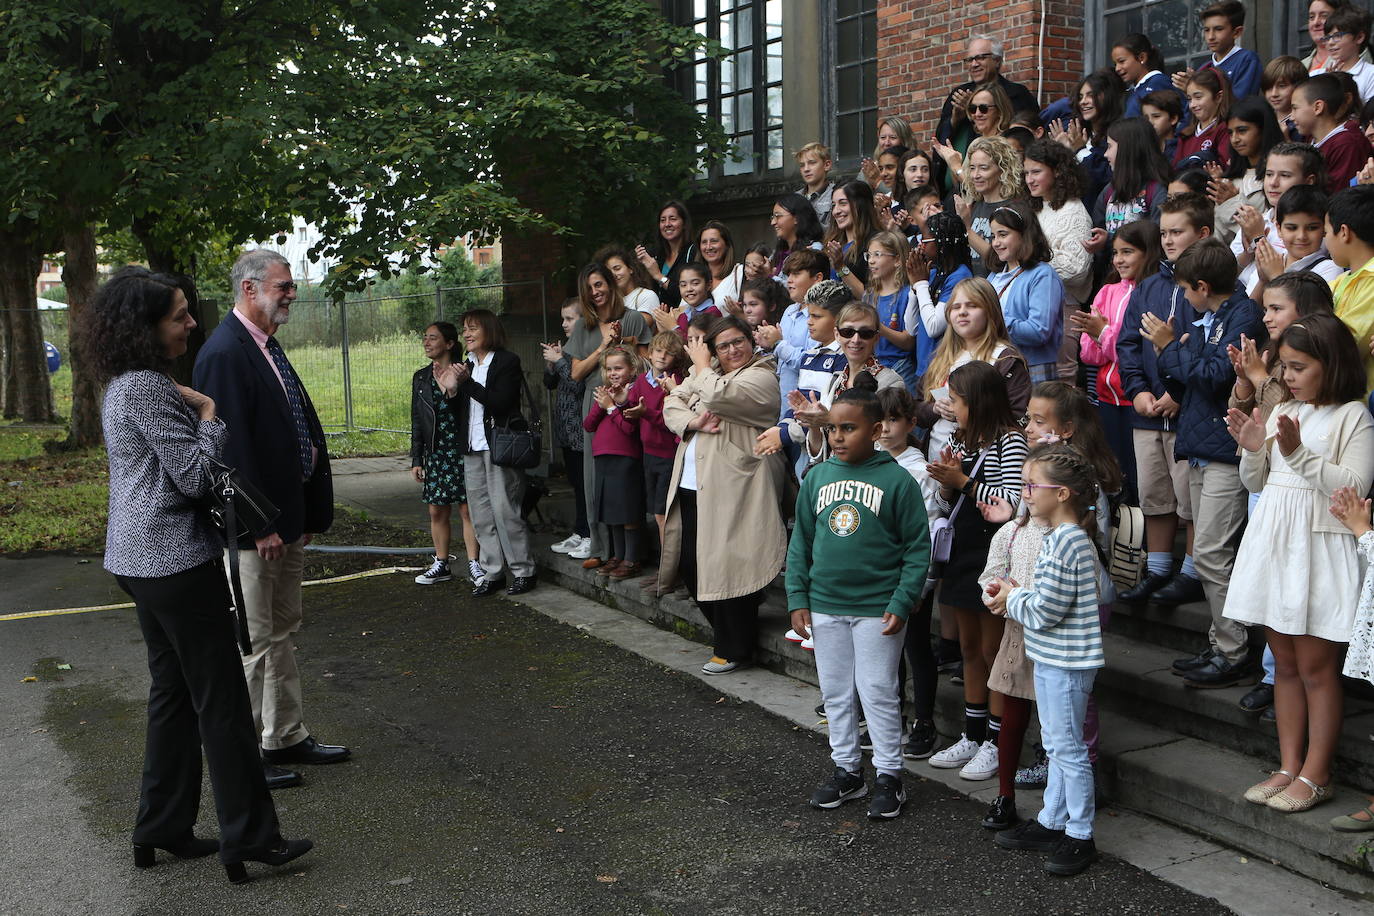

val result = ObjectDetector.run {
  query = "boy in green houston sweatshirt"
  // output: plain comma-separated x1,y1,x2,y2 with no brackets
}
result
787,387,932,820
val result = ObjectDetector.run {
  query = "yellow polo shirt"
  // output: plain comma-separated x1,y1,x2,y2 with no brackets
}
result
1334,254,1374,392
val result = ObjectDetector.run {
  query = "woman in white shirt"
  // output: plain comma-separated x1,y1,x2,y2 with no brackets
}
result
697,220,746,311
597,245,661,314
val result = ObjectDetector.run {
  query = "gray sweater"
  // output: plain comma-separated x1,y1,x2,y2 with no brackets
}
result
102,370,228,577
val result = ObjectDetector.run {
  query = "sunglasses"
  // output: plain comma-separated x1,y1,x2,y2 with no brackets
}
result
967,103,997,115
836,327,878,340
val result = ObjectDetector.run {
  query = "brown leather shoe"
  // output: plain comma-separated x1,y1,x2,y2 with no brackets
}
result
581,557,604,570
595,558,622,577
608,562,640,580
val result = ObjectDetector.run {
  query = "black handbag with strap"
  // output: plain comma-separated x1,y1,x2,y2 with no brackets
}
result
200,458,280,655
490,373,543,470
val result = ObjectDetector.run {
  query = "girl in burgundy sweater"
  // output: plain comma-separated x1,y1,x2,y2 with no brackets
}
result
583,345,644,580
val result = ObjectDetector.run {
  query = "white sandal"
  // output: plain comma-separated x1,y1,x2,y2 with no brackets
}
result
1266,774,1331,813
1243,769,1294,805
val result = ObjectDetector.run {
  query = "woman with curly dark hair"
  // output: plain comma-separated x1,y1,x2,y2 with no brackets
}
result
1023,139,1093,309
84,266,311,884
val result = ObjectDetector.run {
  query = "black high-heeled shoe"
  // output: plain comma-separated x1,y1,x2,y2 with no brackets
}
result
223,838,314,884
133,836,220,868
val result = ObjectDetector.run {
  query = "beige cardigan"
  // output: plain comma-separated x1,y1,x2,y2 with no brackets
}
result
658,355,789,601
1239,400,1374,535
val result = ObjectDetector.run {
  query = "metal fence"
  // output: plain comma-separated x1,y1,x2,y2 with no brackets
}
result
19,279,549,437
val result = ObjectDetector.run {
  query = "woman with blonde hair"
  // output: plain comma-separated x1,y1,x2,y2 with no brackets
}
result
939,136,1023,277
916,277,1031,459
863,116,917,186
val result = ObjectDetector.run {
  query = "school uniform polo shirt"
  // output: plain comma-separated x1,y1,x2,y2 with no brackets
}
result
1334,255,1374,392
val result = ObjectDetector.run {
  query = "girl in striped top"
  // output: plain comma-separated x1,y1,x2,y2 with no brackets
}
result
986,444,1105,876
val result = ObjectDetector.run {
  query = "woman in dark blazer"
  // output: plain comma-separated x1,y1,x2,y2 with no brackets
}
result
410,321,481,584
83,267,311,884
438,309,537,597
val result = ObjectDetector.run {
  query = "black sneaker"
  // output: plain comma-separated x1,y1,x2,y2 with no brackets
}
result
414,556,452,585
934,638,962,672
1183,654,1256,689
867,773,905,819
1239,682,1274,712
981,794,1019,830
1171,647,1216,674
1151,573,1205,606
1045,835,1097,876
949,661,964,685
903,719,937,760
810,767,867,809
814,701,865,729
1119,571,1172,603
858,728,872,751
995,819,1065,851
814,701,826,720
1260,706,1276,724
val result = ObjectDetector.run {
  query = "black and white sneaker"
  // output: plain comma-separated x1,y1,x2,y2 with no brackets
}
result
903,719,937,760
414,556,452,585
809,767,867,809
467,559,484,582
867,773,906,819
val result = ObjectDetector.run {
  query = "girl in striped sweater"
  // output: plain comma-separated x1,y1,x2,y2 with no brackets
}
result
985,444,1106,877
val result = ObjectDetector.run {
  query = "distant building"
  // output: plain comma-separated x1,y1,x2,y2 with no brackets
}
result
37,259,61,294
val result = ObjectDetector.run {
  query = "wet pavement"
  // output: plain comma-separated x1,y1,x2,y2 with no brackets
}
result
0,572,1226,916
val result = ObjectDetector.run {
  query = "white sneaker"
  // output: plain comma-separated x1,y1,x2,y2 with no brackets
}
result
567,537,592,559
959,740,999,780
801,637,814,651
550,533,580,554
928,735,979,769
784,628,805,644
701,656,739,675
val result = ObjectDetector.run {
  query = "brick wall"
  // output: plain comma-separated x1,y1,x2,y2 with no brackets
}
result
877,0,1084,136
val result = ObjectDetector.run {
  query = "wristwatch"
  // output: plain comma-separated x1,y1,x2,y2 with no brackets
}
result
839,266,852,277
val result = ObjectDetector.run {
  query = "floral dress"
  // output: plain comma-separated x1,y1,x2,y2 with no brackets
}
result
1344,531,1374,686
422,375,467,506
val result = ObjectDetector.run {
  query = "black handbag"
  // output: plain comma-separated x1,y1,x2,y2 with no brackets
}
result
490,374,543,470
200,458,280,656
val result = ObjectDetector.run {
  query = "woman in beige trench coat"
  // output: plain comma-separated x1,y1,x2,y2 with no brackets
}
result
658,315,788,675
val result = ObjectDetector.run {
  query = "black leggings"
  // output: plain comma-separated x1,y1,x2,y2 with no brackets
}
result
677,490,762,663
899,591,938,722
562,447,589,538
117,561,281,862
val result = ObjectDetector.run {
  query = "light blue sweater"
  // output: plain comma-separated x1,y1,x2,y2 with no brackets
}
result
987,261,1065,368
1005,523,1104,670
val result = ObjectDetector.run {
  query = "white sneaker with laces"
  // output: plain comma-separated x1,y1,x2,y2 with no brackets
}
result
959,740,999,780
567,537,592,559
928,734,979,769
550,534,580,554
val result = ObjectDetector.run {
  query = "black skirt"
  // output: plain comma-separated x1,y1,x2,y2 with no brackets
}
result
938,453,1003,610
591,454,646,525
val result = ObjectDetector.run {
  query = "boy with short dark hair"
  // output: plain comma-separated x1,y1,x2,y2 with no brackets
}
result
1290,74,1374,193
1116,192,1214,608
1144,237,1263,688
1255,185,1345,294
1327,185,1374,390
787,387,931,819
796,142,836,229
1172,1,1262,100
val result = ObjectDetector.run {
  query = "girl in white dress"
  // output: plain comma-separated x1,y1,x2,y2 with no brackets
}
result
1223,313,1374,813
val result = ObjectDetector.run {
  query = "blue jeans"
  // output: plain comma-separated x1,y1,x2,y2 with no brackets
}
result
1034,664,1098,840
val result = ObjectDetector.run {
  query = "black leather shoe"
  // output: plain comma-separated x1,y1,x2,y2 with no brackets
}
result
1151,573,1205,606
506,576,537,595
471,576,507,597
981,795,1019,830
263,736,350,766
263,763,302,790
1171,647,1215,674
1239,682,1274,712
224,838,313,884
1183,654,1256,689
1119,572,1173,603
133,835,220,867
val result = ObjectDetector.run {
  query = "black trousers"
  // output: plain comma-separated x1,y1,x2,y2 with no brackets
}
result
117,561,280,862
677,491,761,662
562,447,590,538
899,591,938,721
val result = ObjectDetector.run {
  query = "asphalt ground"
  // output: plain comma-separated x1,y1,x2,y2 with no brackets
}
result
0,572,1226,916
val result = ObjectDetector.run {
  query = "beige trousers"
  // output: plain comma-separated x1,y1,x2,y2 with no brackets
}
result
1187,463,1251,664
230,540,309,750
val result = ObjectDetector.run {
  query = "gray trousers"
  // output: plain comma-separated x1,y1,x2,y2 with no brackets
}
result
581,427,610,559
464,450,535,579
813,613,905,777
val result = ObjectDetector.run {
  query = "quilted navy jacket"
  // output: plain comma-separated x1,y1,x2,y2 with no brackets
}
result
1116,260,1193,432
1156,287,1263,465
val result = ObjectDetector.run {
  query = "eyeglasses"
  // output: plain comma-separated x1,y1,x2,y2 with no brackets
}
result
836,327,878,340
1323,30,1351,42
967,103,997,115
713,336,751,352
863,251,896,262
963,52,996,65
1022,482,1064,495
252,278,298,292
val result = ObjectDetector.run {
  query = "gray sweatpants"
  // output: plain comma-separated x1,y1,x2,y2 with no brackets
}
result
464,450,535,579
813,613,905,777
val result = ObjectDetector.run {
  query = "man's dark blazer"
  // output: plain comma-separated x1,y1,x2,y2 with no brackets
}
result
192,311,333,548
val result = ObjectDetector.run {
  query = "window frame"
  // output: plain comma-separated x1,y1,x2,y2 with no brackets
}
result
824,0,878,170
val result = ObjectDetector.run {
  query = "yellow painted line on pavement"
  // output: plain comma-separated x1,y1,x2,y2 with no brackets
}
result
0,566,424,623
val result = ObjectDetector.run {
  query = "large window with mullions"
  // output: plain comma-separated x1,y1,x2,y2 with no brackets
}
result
832,0,878,166
1095,0,1278,72
676,0,785,178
